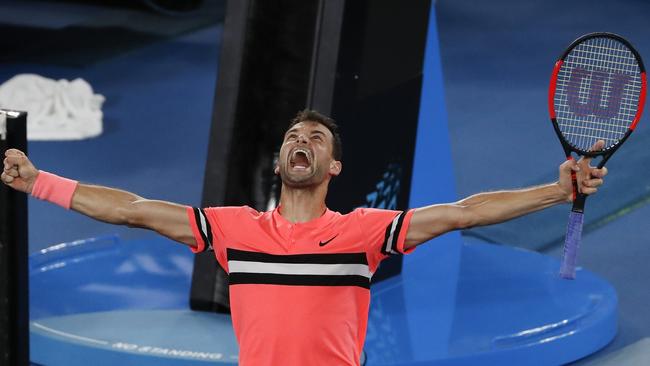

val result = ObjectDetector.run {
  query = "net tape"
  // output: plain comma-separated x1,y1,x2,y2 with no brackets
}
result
554,36,642,151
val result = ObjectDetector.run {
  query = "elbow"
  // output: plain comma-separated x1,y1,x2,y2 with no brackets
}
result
456,204,481,230
116,203,143,228
454,195,495,229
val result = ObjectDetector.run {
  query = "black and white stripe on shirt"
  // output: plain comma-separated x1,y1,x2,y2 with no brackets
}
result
381,211,405,255
227,248,372,289
192,207,213,252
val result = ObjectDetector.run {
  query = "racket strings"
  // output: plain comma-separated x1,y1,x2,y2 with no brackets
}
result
554,36,642,151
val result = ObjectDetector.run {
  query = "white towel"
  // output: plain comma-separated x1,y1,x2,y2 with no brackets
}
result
0,74,105,141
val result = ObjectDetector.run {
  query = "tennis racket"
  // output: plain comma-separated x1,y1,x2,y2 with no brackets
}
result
548,32,646,279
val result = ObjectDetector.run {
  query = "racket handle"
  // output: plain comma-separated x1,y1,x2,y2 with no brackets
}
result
559,210,584,279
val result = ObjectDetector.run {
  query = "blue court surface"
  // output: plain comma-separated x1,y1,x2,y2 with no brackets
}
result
29,235,616,365
0,0,648,365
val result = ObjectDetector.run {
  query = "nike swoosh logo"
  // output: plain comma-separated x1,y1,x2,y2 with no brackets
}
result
319,235,338,247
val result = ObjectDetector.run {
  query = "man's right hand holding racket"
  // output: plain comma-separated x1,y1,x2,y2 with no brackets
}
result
557,140,608,203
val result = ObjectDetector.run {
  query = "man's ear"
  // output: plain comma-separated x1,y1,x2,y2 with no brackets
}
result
274,164,280,175
329,160,342,177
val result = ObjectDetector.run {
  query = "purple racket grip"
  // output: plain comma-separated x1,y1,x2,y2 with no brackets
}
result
560,211,584,279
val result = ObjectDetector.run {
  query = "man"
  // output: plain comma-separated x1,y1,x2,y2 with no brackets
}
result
2,110,606,365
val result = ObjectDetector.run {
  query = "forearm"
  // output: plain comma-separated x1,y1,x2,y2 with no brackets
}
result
71,183,144,225
406,158,606,249
458,182,568,228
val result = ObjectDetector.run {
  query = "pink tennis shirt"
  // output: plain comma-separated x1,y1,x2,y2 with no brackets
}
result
186,205,415,366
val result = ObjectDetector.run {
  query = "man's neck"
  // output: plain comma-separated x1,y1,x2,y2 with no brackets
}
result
278,183,328,223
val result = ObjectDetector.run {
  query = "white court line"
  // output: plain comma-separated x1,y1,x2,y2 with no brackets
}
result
32,322,110,346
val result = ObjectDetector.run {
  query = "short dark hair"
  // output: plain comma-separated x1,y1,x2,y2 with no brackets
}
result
288,109,343,161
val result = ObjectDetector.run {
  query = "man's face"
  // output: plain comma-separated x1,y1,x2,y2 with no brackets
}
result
276,121,341,188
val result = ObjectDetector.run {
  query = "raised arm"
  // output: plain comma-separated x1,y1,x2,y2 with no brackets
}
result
2,148,197,248
404,144,608,250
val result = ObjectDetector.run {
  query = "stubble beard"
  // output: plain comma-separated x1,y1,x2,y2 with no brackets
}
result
279,162,325,189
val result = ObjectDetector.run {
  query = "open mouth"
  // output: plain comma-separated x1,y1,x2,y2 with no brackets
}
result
289,148,312,171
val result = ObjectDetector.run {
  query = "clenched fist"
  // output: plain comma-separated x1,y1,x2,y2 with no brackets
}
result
2,149,39,194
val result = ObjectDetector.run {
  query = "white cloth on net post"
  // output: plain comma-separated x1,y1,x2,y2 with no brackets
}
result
0,74,105,141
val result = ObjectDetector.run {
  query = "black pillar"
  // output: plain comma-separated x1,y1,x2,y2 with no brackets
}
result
191,0,431,312
0,110,29,365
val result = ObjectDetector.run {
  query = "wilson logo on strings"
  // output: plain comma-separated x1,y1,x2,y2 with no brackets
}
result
566,67,631,119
